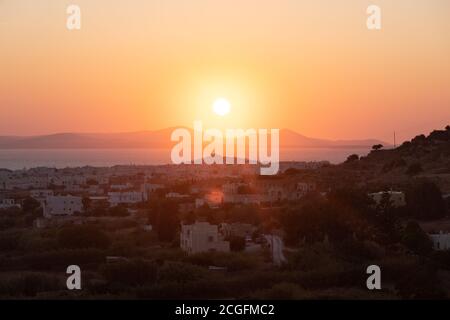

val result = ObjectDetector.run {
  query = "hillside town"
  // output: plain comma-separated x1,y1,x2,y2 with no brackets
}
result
0,126,450,299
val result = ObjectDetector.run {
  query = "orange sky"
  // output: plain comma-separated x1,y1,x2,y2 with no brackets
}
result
1,0,450,143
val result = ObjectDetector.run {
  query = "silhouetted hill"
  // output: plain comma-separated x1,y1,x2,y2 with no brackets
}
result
0,128,387,149
331,125,450,192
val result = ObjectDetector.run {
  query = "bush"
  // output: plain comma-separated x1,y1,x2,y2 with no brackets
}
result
0,231,21,251
20,249,105,271
58,225,111,249
345,154,359,163
158,261,205,285
406,163,423,175
100,259,157,286
229,236,246,252
108,206,129,217
256,282,307,300
185,252,257,272
406,181,446,220
0,273,62,297
401,221,433,255
395,267,446,299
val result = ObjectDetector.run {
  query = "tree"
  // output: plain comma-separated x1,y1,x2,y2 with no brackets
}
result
82,196,91,212
58,225,111,249
148,200,180,242
157,261,204,286
406,181,446,220
372,144,383,151
345,154,359,163
229,236,246,252
401,221,432,255
108,205,128,217
373,192,401,243
22,197,41,213
100,259,157,286
406,162,423,176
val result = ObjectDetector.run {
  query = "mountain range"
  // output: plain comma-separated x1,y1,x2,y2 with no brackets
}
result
0,128,388,149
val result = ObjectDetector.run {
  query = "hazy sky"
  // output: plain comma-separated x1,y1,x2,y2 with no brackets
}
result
1,0,450,143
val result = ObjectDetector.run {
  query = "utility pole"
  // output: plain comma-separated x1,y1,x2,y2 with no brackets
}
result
394,131,396,149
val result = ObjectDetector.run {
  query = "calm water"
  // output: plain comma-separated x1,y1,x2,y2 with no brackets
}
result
0,148,370,170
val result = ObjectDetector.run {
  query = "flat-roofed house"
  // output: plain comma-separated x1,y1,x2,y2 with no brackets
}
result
180,222,230,254
43,195,83,218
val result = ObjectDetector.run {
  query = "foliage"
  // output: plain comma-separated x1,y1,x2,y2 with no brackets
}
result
406,181,446,220
401,221,433,255
229,236,246,252
100,259,157,286
57,225,111,249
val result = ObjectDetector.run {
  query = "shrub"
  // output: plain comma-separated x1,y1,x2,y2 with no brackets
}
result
229,236,246,252
100,259,157,286
406,181,446,220
21,249,105,271
58,225,111,249
395,267,446,299
401,221,433,255
0,273,62,297
406,162,423,175
158,261,204,285
257,282,307,300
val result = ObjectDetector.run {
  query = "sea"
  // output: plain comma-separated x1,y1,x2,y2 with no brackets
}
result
0,147,371,170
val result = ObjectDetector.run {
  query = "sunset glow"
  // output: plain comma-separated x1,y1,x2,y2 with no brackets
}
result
0,0,450,144
212,98,231,116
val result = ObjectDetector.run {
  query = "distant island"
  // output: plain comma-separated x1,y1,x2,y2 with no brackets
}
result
0,128,388,149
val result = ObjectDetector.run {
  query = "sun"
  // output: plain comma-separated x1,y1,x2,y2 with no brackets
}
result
212,98,231,116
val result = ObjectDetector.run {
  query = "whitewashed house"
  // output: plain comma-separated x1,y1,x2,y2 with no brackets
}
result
0,198,21,209
43,195,83,218
30,189,54,200
180,222,230,254
429,232,450,251
141,183,164,194
369,191,406,208
108,191,145,206
51,175,86,188
223,193,261,205
110,183,134,191
30,189,54,206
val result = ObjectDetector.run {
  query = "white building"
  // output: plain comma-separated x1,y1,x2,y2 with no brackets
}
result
30,189,54,200
30,189,54,206
108,191,145,206
223,193,261,205
369,191,406,208
2,175,49,190
51,175,86,188
429,232,450,251
166,192,189,199
43,195,83,218
141,183,164,194
180,222,230,254
0,199,21,209
110,183,134,191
